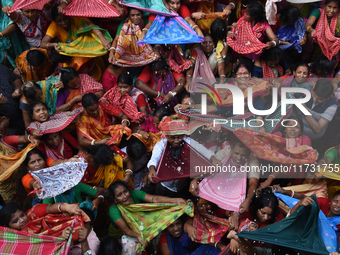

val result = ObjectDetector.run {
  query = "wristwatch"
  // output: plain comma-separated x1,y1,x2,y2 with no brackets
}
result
169,91,177,97
83,250,92,255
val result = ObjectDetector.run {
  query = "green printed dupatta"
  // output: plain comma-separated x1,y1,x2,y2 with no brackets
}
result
58,17,112,57
37,76,59,115
118,201,194,252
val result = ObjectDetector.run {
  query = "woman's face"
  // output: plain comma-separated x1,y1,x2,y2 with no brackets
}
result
153,116,161,130
153,69,167,78
167,218,183,238
45,132,61,149
67,77,80,90
244,11,253,22
32,103,48,122
235,65,251,84
201,35,215,54
27,154,46,171
22,9,38,22
197,198,213,214
267,59,280,68
129,9,142,25
114,185,131,205
325,1,339,18
9,210,29,230
55,14,70,31
257,206,273,223
168,0,181,12
166,135,184,149
330,195,340,216
117,83,132,96
284,120,301,138
293,66,309,84
85,104,99,119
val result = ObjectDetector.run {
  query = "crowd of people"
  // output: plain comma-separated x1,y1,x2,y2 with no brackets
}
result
1,0,340,254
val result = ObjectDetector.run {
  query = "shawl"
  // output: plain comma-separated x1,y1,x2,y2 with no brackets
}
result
265,0,281,25
276,17,306,53
101,86,146,122
317,164,340,180
22,203,90,242
118,201,194,252
190,47,216,93
76,105,131,146
227,16,267,55
275,193,339,253
120,0,174,16
137,15,204,45
262,60,283,78
63,0,120,18
196,2,226,31
78,73,103,95
152,140,213,183
237,195,329,255
168,46,192,73
0,226,68,255
130,87,152,113
315,9,340,60
198,152,247,211
29,160,87,199
27,108,82,135
282,181,328,198
15,48,52,83
114,19,156,67
127,132,161,152
193,211,230,243
9,0,50,12
58,17,113,58
234,128,318,164
153,70,177,108
37,75,59,115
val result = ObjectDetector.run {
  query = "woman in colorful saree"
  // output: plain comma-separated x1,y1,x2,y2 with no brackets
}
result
55,67,104,113
76,93,131,148
108,180,186,254
305,0,340,61
108,8,156,67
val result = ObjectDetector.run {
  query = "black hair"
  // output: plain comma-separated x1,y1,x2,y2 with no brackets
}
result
117,73,133,87
51,5,61,21
333,189,340,198
234,57,254,75
292,61,309,72
49,49,72,64
203,33,216,47
60,67,78,88
313,79,334,99
154,104,172,121
210,18,227,41
261,47,283,63
23,148,46,168
27,50,46,67
251,188,279,224
108,180,130,204
41,132,61,142
149,58,168,72
311,56,335,77
28,101,48,121
97,236,122,255
177,91,191,105
282,114,304,137
232,139,247,149
247,2,266,23
22,81,41,101
0,203,23,227
86,144,113,166
325,0,340,7
82,93,99,109
127,7,143,16
127,137,147,160
81,208,95,226
279,5,300,25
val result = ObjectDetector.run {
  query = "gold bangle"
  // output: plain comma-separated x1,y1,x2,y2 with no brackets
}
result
122,119,130,126
0,32,3,37
306,26,311,33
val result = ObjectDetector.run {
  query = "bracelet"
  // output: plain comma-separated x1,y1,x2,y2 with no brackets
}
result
232,211,240,219
108,0,113,4
27,135,32,143
192,25,198,30
93,186,97,190
67,101,72,107
122,119,130,126
91,139,96,145
156,91,160,98
46,43,50,48
269,174,275,179
125,169,133,175
0,32,3,37
271,40,277,47
142,28,148,31
278,40,281,45
58,202,66,213
215,242,219,248
220,74,226,78
97,195,105,203
229,2,235,8
109,46,116,51
186,74,192,78
151,194,155,203
169,91,175,97
290,190,295,198
61,0,68,4
306,26,311,33
320,159,326,165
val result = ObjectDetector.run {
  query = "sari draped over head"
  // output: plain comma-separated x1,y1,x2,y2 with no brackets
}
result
262,60,283,78
0,226,68,255
15,48,53,83
120,0,174,16
27,108,82,135
276,17,306,53
190,47,216,93
238,195,330,255
193,211,230,243
130,86,152,113
37,76,59,115
87,153,134,189
76,105,131,146
114,19,156,67
101,86,146,122
214,78,268,107
226,16,267,55
43,137,65,160
63,0,120,18
234,128,318,164
196,2,226,31
118,201,194,252
22,203,91,242
58,17,113,58
153,70,178,108
199,152,247,211
168,46,192,74
315,9,340,61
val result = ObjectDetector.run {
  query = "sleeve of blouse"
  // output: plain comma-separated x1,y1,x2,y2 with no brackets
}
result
179,5,191,19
